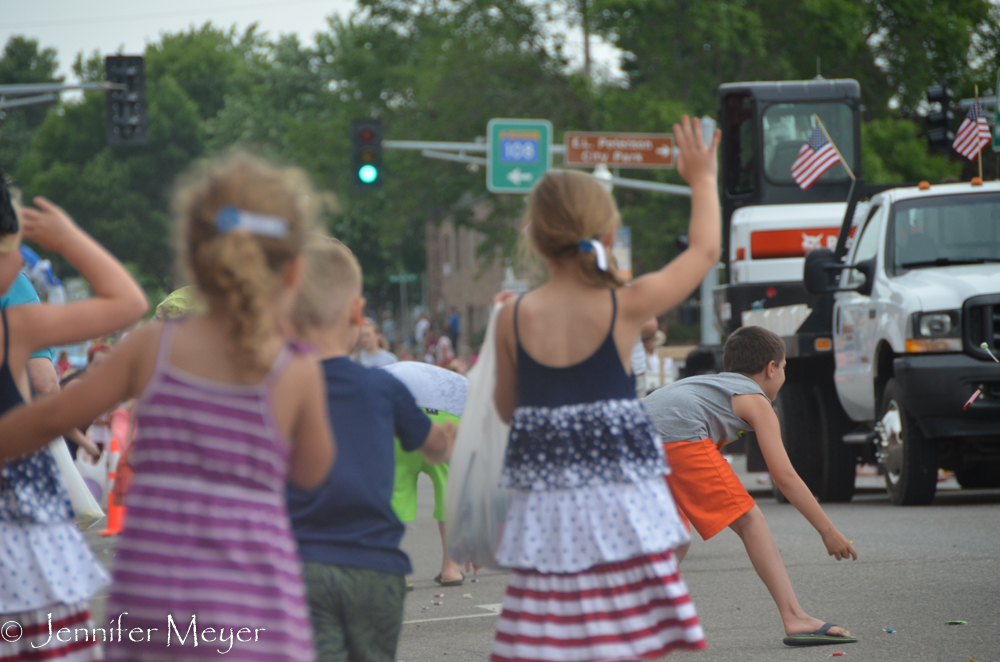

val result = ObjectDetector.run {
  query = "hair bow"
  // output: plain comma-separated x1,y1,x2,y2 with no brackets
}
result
215,206,289,238
578,239,609,271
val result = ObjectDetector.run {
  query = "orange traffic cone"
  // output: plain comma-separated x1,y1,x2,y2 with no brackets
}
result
100,437,126,536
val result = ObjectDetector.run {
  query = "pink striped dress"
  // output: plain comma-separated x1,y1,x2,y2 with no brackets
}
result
106,322,314,661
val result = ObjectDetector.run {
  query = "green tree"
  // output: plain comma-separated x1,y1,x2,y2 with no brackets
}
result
861,118,962,183
0,36,63,176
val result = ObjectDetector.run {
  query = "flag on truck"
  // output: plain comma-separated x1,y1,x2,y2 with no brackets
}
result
952,99,991,160
791,126,841,190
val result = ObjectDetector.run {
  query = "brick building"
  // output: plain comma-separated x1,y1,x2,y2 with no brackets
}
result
425,205,534,353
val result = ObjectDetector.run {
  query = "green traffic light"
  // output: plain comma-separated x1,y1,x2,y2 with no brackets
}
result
359,164,378,183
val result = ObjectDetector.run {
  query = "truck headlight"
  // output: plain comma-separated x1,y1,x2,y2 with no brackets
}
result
907,310,962,352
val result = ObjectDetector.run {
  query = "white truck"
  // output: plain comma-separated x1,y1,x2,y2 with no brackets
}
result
698,79,1000,505
804,181,1000,504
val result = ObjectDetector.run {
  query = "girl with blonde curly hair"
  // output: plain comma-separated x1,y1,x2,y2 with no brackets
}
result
0,153,336,661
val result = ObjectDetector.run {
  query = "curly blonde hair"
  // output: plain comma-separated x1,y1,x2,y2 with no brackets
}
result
525,170,625,289
173,153,321,374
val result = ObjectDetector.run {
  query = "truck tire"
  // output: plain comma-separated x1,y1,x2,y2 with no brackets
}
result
955,462,1000,489
813,383,857,502
878,378,938,505
772,382,821,503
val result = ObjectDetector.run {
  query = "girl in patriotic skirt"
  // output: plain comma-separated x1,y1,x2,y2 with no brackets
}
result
0,185,148,659
491,117,721,662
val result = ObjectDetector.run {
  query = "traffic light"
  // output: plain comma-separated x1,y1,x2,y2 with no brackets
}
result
105,55,147,146
351,119,383,188
925,81,955,149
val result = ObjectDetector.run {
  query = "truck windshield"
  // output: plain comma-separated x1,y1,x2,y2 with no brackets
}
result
893,193,1000,269
761,102,854,185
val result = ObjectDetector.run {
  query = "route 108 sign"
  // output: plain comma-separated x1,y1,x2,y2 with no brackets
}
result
487,119,553,193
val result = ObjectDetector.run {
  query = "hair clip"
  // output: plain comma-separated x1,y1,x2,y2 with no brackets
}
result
215,206,289,238
578,239,609,272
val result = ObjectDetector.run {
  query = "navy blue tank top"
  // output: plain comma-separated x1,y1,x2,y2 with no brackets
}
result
515,289,636,408
0,309,24,415
0,307,74,523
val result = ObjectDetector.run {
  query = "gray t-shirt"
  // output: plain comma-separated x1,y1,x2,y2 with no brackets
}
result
643,372,768,446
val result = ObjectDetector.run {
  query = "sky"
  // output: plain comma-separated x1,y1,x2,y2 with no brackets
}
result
0,0,358,79
0,0,622,82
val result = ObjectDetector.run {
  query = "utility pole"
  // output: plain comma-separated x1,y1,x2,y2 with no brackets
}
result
579,0,591,79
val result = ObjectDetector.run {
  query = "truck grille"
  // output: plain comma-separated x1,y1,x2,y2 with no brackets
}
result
965,294,1000,361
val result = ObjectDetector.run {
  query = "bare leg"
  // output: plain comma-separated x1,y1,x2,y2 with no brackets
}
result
674,542,691,563
729,506,850,637
438,521,464,583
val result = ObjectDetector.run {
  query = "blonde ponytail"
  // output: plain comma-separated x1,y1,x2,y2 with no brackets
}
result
174,152,323,375
526,170,626,289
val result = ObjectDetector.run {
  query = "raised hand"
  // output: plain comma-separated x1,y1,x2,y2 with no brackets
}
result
19,197,83,254
674,116,720,188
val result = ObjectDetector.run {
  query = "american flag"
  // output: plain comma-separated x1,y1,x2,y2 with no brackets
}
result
791,126,841,190
952,100,991,160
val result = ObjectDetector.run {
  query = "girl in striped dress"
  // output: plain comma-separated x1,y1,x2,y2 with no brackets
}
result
0,154,335,661
491,117,721,662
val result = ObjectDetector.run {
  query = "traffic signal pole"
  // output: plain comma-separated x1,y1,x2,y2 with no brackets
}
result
0,82,126,111
382,139,693,197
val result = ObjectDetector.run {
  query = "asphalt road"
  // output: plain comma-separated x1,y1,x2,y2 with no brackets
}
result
85,459,1000,662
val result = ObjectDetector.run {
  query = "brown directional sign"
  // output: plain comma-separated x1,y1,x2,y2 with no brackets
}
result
564,132,674,168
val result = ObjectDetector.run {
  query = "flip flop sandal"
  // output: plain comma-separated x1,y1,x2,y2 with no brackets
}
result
783,622,858,647
434,572,465,587
406,583,414,592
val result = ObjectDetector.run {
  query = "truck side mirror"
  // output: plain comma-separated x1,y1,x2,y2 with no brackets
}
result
803,249,842,294
854,258,876,296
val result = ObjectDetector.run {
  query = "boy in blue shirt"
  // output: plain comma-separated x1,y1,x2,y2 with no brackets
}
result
287,237,455,662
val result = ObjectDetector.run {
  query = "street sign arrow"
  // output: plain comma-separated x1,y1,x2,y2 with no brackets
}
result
487,119,552,193
506,168,533,185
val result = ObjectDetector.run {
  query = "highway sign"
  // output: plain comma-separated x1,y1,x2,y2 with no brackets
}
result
564,132,674,169
487,119,552,193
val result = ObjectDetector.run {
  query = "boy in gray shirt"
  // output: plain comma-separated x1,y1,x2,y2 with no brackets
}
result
643,326,858,647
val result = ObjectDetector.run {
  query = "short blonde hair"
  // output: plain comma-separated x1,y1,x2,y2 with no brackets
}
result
292,236,362,332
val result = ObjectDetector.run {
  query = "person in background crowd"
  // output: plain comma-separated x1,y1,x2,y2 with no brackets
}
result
640,318,665,393
414,312,430,349
358,320,398,368
55,349,71,376
447,307,459,347
422,327,437,365
381,310,397,352
630,332,648,398
435,320,454,368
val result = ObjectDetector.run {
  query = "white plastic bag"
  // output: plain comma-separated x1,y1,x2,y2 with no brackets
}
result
444,303,512,569
49,437,105,530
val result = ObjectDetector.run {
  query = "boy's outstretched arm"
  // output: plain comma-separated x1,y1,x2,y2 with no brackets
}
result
733,394,857,561
420,422,456,465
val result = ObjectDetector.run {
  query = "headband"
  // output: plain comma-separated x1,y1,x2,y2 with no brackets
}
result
578,239,609,271
215,206,289,238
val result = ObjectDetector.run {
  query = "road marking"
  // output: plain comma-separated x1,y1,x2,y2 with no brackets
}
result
476,603,503,613
403,612,500,625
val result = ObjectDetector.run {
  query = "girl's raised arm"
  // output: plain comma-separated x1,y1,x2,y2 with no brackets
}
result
9,197,148,352
620,117,722,323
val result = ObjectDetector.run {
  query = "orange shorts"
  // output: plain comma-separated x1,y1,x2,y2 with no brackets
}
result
663,438,756,540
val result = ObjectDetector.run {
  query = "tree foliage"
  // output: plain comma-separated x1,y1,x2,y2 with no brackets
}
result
0,0,996,305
